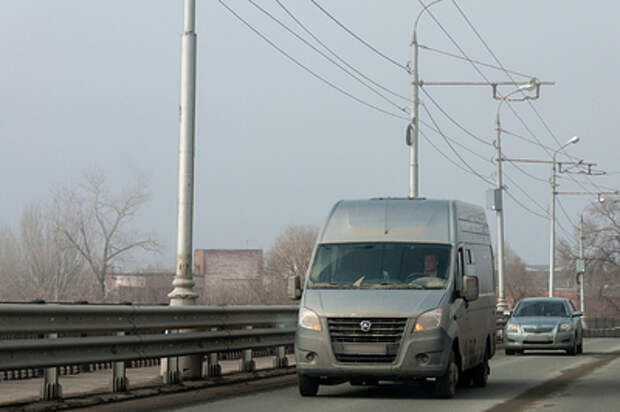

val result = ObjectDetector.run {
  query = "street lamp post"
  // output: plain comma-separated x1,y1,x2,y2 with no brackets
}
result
493,81,538,312
549,135,580,297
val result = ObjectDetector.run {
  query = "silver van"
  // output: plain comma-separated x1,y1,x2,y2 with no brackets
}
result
289,198,496,398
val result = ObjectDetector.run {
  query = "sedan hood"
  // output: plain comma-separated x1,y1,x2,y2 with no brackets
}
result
302,288,446,318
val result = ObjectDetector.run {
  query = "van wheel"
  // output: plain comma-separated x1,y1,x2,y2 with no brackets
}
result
471,347,489,387
298,375,319,396
435,350,458,398
577,338,583,354
505,349,515,356
566,339,577,356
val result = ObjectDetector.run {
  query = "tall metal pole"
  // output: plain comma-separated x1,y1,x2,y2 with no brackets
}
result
168,0,200,379
549,157,557,297
579,215,585,313
495,108,506,311
409,32,419,199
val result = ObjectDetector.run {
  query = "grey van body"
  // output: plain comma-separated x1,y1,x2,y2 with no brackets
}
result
294,198,496,393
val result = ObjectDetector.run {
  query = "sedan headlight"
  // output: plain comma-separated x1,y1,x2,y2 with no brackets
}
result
298,307,321,331
559,323,572,331
505,322,519,333
414,308,442,332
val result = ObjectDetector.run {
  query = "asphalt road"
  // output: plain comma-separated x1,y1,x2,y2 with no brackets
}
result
168,338,620,412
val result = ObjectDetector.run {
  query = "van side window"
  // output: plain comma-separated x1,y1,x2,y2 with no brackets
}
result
456,248,464,295
467,249,474,264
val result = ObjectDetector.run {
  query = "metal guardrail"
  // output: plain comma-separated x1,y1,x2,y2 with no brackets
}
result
0,303,299,401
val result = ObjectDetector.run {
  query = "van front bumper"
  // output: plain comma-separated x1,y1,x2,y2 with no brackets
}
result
294,326,451,381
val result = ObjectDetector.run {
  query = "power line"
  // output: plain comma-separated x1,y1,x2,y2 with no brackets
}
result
218,0,408,121
557,197,578,230
248,0,408,114
274,0,410,102
504,159,548,184
309,0,409,71
450,0,602,196
420,87,493,147
420,103,495,186
418,43,533,78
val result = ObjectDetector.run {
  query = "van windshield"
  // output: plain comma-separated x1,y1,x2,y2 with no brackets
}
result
308,243,451,289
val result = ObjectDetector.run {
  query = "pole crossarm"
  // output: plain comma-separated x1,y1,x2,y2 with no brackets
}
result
418,81,555,86
556,191,620,196
501,157,596,167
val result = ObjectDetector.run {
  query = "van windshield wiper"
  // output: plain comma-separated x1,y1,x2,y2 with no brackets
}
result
370,282,424,289
309,282,353,289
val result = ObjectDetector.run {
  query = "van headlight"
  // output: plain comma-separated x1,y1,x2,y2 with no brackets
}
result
299,307,321,331
414,308,442,332
559,323,572,331
506,322,519,333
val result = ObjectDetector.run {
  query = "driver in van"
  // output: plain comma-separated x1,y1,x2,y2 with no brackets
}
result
424,254,439,277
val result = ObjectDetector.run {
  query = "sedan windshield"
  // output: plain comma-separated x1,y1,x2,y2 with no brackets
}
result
513,301,568,317
308,242,451,289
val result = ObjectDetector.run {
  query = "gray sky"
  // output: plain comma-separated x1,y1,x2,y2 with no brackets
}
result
1,1,618,267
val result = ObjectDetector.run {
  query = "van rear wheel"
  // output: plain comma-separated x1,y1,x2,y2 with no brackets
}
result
434,350,458,398
298,375,319,397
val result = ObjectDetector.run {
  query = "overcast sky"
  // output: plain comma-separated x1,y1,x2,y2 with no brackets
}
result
1,1,618,268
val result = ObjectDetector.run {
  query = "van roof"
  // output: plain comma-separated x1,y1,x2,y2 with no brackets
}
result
319,198,454,244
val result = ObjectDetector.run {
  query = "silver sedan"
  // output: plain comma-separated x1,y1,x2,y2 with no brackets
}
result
503,297,583,355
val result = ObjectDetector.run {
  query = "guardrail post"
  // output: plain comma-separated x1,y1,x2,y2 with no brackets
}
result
163,330,181,384
111,331,129,392
240,326,255,372
274,322,288,368
203,328,222,377
41,333,62,401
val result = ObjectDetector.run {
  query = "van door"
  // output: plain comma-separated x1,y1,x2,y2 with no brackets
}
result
454,246,475,369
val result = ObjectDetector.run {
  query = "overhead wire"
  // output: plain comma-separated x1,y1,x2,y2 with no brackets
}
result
420,102,495,186
274,0,410,102
309,0,409,71
418,44,533,78
450,0,603,196
217,0,408,121
248,0,408,114
420,87,493,147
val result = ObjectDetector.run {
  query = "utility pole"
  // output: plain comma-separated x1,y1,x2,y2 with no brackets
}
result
409,31,419,199
502,156,601,297
167,0,200,380
491,80,544,312
578,215,585,314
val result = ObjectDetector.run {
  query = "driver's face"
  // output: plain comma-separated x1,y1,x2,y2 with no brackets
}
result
424,255,438,273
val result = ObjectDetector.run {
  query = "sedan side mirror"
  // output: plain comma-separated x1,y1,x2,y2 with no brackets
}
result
503,309,512,317
572,311,583,317
287,274,302,300
462,275,479,302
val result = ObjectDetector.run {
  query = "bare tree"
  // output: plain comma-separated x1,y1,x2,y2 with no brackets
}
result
502,244,532,307
53,171,159,300
19,205,84,300
0,225,25,300
265,224,319,280
558,199,620,317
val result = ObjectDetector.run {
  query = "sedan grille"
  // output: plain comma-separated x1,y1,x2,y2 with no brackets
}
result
328,318,407,363
522,326,555,333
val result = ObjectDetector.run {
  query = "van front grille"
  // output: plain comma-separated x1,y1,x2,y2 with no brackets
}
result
328,318,407,363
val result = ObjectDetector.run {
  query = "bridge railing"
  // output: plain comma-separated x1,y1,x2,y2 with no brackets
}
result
0,303,298,401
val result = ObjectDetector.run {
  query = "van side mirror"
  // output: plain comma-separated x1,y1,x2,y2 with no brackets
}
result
462,275,479,302
572,311,583,317
287,274,302,300
503,309,512,317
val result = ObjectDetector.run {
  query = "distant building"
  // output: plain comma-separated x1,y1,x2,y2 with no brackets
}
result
194,249,265,304
105,272,204,304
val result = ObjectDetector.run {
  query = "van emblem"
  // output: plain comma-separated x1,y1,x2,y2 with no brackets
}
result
360,320,372,332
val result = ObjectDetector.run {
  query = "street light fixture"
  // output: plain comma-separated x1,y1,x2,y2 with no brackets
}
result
549,136,580,297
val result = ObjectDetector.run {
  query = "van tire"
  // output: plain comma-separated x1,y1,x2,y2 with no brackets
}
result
471,347,489,387
435,350,458,398
298,375,319,396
